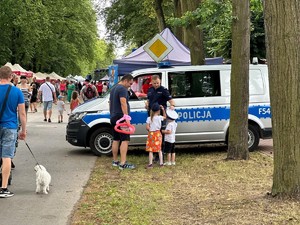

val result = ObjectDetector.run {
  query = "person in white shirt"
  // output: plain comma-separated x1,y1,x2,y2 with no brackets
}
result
57,95,65,123
38,76,57,122
162,109,178,166
145,103,166,168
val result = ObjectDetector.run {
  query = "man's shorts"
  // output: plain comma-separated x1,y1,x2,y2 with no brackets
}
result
43,101,53,111
0,128,17,158
164,141,175,153
110,115,130,142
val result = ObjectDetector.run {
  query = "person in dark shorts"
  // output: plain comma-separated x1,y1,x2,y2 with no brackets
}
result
110,74,135,170
162,109,178,166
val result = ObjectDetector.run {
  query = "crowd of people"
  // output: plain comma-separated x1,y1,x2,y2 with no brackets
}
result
0,66,111,197
1,65,179,198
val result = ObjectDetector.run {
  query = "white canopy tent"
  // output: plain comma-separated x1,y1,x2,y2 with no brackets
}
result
34,72,49,81
49,72,65,80
73,75,85,82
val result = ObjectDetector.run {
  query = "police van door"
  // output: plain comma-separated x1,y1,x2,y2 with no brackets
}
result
167,69,230,143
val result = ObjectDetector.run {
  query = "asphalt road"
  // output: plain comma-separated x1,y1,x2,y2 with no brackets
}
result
0,103,97,225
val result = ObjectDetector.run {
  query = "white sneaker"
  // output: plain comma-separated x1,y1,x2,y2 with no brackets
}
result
171,162,176,166
164,161,171,166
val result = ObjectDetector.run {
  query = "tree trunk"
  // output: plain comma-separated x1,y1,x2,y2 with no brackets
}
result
264,0,300,197
227,0,250,160
180,0,205,65
154,0,166,32
173,0,183,42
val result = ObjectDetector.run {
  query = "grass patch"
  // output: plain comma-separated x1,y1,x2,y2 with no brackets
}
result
71,148,300,225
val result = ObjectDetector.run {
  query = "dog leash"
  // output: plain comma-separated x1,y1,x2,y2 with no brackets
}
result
24,141,42,169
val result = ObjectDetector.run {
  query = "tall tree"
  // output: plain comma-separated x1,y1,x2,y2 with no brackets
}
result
264,1,300,197
103,0,159,47
154,0,167,31
227,0,250,160
173,0,183,42
180,0,205,65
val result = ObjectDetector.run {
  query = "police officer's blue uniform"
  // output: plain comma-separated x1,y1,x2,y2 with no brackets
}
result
147,86,172,110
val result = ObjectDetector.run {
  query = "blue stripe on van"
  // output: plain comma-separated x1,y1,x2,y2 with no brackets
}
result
82,105,271,125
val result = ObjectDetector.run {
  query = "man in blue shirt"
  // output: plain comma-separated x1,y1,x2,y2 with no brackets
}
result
109,74,135,170
0,66,26,198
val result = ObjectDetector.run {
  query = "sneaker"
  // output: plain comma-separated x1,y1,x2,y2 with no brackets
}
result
44,119,47,122
146,164,153,169
171,162,176,166
112,161,120,167
164,161,172,166
0,189,14,198
119,163,135,170
48,119,51,123
159,164,164,168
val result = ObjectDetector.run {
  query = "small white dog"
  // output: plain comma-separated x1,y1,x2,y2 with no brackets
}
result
34,164,51,194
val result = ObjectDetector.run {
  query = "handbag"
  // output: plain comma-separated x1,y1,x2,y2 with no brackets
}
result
0,85,12,121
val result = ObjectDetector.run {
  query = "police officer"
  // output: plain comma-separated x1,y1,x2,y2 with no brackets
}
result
145,75,175,113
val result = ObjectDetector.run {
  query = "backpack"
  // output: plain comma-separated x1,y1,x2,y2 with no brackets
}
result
84,84,95,99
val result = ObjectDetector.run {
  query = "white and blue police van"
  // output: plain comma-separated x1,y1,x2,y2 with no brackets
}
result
66,64,272,156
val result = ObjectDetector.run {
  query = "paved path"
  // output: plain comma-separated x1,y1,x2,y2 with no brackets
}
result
0,103,97,225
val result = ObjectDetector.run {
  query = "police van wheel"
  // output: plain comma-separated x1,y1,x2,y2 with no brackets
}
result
89,128,113,156
248,124,260,152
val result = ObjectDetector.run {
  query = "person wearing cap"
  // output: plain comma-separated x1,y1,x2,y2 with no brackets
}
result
162,109,178,166
145,103,166,168
56,95,65,123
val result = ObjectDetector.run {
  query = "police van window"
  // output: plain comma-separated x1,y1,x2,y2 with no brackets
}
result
168,71,221,98
129,73,161,100
221,70,264,96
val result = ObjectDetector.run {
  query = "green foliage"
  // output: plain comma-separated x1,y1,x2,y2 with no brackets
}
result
102,0,158,47
0,0,112,76
168,0,265,59
102,0,174,48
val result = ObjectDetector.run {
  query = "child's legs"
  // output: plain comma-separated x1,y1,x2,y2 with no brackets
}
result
158,151,163,165
171,153,176,162
58,110,63,121
170,143,176,162
164,142,172,162
167,153,171,162
149,152,153,164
